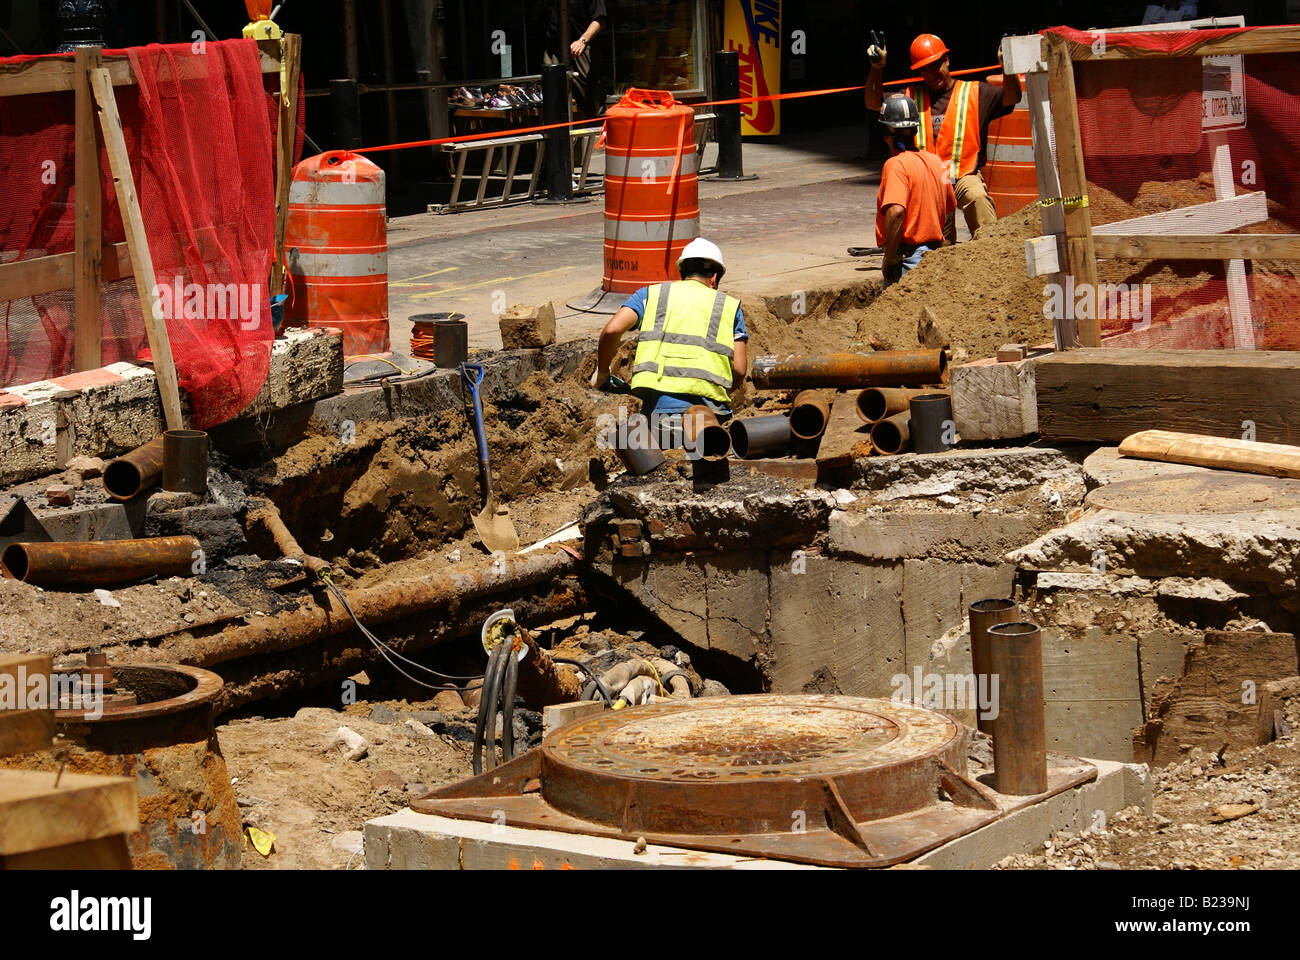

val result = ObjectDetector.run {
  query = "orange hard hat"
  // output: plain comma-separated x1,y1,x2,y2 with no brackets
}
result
910,34,949,70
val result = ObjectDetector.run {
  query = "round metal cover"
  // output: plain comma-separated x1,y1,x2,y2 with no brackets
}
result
540,694,965,835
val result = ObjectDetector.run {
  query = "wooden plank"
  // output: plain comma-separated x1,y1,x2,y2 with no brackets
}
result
1025,234,1063,277
1092,233,1300,260
270,34,302,299
1120,429,1300,480
1,833,133,869
815,393,872,468
0,769,138,856
1045,31,1100,347
1036,348,1300,444
1208,134,1255,350
1055,24,1300,62
90,67,184,431
0,654,54,756
73,46,104,372
1093,192,1268,237
0,49,280,99
1025,60,1071,348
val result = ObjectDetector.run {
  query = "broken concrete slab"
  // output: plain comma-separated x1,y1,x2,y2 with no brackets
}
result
851,446,1084,501
238,327,344,420
1010,508,1300,595
951,356,1037,442
829,508,1039,564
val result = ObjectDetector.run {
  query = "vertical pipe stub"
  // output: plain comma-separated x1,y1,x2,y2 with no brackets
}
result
968,598,1019,736
985,620,1048,796
909,393,956,454
162,430,209,494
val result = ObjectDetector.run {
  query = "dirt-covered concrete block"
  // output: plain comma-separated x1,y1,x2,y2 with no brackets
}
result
951,356,1037,442
499,302,556,349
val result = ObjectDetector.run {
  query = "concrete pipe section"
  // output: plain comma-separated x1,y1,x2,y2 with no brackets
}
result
413,694,1098,868
0,659,241,869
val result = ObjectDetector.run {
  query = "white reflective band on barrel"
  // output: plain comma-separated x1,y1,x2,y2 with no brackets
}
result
988,143,1035,163
603,152,700,179
605,217,701,243
289,179,386,206
287,250,388,277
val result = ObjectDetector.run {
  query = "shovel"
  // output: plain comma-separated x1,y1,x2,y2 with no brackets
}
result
460,363,519,554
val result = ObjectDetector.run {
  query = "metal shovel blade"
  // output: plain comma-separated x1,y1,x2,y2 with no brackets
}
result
473,493,519,554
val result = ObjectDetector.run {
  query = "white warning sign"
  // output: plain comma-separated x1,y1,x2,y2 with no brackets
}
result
1202,54,1246,132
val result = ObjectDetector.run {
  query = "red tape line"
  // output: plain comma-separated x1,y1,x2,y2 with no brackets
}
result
352,64,1002,155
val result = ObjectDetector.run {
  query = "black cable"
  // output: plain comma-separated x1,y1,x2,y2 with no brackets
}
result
553,656,611,704
324,580,486,687
472,642,508,775
499,647,519,765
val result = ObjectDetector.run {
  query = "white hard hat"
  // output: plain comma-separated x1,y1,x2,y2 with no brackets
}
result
676,237,726,278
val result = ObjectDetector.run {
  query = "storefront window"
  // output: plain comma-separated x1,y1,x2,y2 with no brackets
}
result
607,0,706,94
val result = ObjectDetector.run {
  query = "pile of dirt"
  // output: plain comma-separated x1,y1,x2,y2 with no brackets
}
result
848,205,1055,362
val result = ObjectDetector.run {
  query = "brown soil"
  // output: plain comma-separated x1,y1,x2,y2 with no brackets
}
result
250,368,628,565
849,205,1055,363
996,688,1300,870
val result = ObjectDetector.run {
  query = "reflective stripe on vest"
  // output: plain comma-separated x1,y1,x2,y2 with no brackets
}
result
913,80,982,181
630,281,738,402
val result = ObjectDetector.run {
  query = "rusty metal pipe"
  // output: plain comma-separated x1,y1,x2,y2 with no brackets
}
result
158,547,580,668
102,435,165,501
682,405,731,460
750,350,947,390
1,536,201,587
248,498,331,580
968,598,1019,735
869,410,911,455
857,387,945,425
790,390,831,439
986,621,1048,796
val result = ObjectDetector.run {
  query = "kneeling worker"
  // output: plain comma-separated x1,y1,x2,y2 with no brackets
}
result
877,94,955,286
592,238,748,447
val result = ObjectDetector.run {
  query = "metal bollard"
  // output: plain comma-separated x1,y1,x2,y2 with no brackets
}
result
711,50,756,182
542,62,573,202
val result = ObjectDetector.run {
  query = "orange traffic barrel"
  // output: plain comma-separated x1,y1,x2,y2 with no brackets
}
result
572,89,699,313
983,79,1036,219
284,152,390,356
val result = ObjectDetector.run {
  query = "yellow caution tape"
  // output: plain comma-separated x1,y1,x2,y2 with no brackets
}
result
246,826,276,857
1039,194,1089,210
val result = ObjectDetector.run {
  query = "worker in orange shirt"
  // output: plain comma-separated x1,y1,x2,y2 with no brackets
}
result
875,94,955,286
866,32,1020,244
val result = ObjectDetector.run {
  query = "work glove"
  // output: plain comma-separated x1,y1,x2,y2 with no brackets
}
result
590,367,609,389
867,30,887,67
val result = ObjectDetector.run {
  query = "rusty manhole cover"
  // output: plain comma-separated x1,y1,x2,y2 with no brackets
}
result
1086,472,1300,515
413,695,1097,868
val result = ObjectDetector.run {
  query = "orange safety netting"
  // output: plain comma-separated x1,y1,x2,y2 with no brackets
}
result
0,39,297,428
1044,26,1300,349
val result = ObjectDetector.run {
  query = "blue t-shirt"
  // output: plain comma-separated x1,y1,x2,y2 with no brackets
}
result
622,284,747,417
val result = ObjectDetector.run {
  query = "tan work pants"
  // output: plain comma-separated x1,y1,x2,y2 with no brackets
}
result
942,170,998,244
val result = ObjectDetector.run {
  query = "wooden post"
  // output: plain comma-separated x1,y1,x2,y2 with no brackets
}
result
1010,34,1073,350
73,45,103,372
89,66,184,431
1045,32,1101,347
270,34,301,299
1208,132,1255,349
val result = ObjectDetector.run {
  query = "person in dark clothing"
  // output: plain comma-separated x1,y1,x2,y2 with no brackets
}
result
544,0,609,119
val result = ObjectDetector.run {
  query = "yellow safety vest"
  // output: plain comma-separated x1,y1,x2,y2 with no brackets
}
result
630,280,738,404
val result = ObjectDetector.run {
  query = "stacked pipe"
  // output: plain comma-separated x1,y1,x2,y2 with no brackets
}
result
739,351,951,461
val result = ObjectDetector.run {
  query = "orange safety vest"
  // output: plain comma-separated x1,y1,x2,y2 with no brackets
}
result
911,80,982,182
